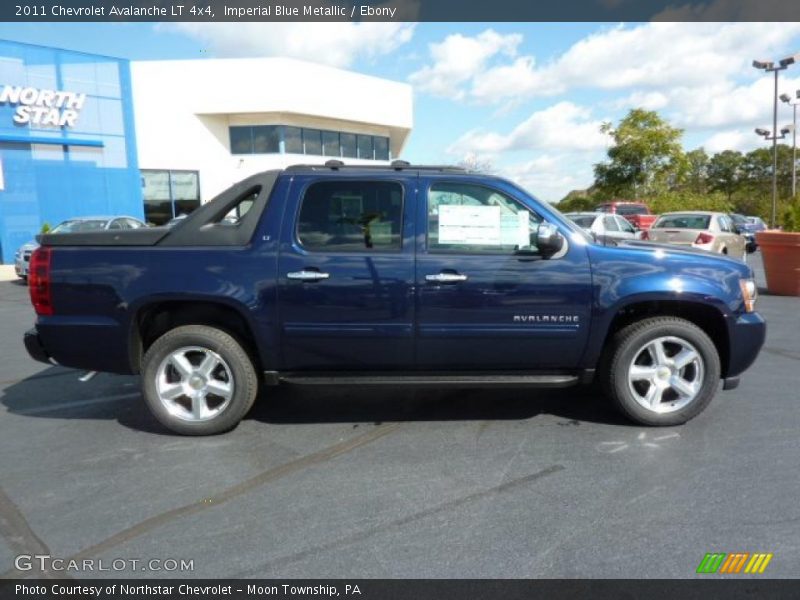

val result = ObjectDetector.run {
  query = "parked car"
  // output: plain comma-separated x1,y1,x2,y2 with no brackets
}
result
746,216,768,232
23,164,765,434
594,201,658,231
643,211,748,260
565,212,638,243
14,216,146,279
729,213,759,252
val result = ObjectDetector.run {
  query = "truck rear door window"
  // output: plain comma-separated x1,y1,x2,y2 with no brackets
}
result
297,181,403,252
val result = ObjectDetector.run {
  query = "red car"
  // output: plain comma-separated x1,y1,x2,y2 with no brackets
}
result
595,201,657,231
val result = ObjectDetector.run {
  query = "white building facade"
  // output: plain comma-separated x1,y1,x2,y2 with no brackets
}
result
130,57,413,224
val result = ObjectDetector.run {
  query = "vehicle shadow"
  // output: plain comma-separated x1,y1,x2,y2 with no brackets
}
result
0,366,628,435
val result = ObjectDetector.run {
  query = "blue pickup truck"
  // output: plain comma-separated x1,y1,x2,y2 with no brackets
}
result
23,163,766,435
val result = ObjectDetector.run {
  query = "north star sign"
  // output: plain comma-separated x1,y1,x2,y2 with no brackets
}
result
0,85,86,127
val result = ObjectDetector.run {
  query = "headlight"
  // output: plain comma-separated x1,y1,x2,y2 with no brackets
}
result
739,278,757,312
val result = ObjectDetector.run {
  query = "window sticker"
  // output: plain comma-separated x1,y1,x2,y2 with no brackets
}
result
438,204,502,245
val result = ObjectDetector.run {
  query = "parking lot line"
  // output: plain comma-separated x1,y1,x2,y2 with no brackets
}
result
9,392,141,416
4,422,403,577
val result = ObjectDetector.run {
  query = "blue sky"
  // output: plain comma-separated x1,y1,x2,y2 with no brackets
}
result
2,22,800,201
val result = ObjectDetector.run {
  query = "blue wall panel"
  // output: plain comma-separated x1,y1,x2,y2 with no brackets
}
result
0,40,142,263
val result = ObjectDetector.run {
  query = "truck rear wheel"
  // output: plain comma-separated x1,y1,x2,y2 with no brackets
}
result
602,317,721,426
141,325,258,435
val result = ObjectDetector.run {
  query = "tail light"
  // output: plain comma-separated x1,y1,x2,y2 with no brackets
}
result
640,230,649,240
28,247,53,316
695,232,714,245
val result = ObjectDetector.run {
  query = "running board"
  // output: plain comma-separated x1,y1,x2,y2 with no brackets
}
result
267,372,580,388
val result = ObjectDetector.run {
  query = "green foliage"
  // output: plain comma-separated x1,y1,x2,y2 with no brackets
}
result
648,192,733,215
40,222,51,234
782,200,800,232
556,196,595,213
706,150,744,201
594,109,685,199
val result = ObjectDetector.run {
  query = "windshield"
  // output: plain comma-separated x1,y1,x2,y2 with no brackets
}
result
654,214,711,229
616,204,649,216
52,219,108,233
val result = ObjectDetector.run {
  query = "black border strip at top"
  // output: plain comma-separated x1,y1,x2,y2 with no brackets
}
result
2,0,800,22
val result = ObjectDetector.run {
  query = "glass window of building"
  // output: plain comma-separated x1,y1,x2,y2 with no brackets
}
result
252,126,280,154
374,136,390,160
303,128,322,155
229,127,252,154
357,135,374,160
322,130,340,157
284,126,302,154
340,133,357,158
142,170,200,225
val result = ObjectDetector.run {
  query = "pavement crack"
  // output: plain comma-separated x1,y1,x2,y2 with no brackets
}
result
762,346,800,362
1,422,402,576
0,486,64,580
238,464,565,575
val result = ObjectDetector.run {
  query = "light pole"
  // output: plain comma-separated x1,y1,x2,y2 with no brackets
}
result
753,55,799,228
779,90,800,198
755,125,793,227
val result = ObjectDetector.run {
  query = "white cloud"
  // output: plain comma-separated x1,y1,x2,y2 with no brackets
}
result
499,155,594,203
703,130,752,153
407,29,521,99
412,23,800,105
161,22,415,68
447,102,610,155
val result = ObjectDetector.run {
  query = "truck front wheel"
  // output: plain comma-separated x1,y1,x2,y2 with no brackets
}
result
141,325,258,435
602,317,721,426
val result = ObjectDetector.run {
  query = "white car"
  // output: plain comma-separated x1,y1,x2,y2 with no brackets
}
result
565,212,638,243
15,216,145,279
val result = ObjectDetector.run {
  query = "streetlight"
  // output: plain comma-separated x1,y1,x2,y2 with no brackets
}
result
753,53,800,228
780,89,800,197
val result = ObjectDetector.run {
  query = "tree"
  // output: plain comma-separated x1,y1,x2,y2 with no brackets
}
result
706,150,744,202
458,153,494,173
682,148,709,193
593,109,685,199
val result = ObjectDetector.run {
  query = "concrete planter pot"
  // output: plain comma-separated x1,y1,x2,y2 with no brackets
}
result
756,230,800,296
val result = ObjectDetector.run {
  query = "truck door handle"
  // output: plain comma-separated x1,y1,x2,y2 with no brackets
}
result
287,270,330,282
425,272,468,283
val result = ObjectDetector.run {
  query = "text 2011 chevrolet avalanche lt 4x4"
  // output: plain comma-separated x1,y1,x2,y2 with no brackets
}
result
23,163,766,435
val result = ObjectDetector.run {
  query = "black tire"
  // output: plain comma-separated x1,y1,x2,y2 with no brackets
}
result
602,317,721,426
141,325,258,435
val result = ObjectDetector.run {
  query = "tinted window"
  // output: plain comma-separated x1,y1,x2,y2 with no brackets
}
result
357,135,373,160
303,129,322,155
427,182,541,254
616,204,648,216
322,131,340,157
595,204,612,213
252,126,280,153
374,137,390,160
297,181,403,252
340,133,357,158
109,219,124,230
654,214,711,229
229,127,252,154
284,127,303,154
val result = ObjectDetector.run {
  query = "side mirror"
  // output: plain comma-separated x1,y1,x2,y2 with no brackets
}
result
536,222,565,257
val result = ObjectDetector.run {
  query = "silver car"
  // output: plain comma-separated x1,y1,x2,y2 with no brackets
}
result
15,216,145,279
565,212,638,243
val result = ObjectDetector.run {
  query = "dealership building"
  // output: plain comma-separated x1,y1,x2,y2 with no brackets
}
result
0,40,413,264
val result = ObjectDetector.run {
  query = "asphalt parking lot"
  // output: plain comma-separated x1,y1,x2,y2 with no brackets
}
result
0,253,798,580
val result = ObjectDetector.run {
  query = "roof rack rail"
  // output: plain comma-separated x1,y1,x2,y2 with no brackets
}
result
285,162,467,173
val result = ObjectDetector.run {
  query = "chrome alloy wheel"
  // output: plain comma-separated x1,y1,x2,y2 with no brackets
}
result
155,346,234,422
627,336,704,414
